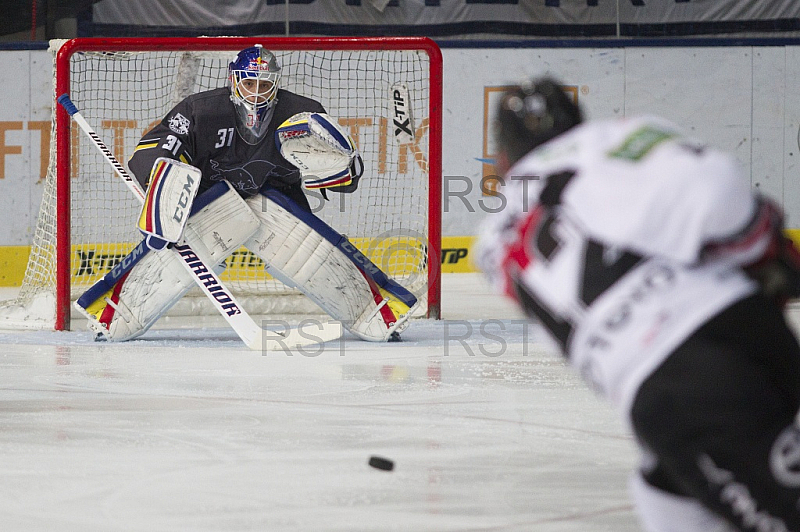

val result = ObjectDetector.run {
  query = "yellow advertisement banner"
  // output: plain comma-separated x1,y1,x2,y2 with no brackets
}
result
10,231,800,286
0,246,29,286
0,235,483,287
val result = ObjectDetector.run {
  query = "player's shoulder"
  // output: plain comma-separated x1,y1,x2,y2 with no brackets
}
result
180,87,231,109
566,115,683,147
530,116,683,162
166,88,233,131
275,89,325,113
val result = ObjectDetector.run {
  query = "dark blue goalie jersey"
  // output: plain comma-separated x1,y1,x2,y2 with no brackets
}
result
128,88,326,200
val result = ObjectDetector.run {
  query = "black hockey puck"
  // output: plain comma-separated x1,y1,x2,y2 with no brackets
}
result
368,455,394,471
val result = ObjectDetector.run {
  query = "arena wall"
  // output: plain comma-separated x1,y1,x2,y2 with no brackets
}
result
1,42,798,281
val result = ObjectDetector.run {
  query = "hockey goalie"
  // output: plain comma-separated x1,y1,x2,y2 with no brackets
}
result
74,45,418,344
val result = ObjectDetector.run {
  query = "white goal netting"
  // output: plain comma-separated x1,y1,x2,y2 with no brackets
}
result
0,38,441,330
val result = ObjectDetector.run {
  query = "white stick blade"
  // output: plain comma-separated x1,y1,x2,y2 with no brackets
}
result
248,320,344,352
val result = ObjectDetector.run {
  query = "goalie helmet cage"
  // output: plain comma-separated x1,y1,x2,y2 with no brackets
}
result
1,37,442,331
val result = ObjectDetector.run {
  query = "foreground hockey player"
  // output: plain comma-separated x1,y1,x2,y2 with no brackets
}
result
476,77,800,531
76,45,417,343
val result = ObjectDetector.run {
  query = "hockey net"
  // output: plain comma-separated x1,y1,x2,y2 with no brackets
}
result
0,37,442,331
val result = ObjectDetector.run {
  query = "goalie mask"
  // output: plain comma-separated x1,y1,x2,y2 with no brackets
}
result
494,76,583,166
228,45,281,144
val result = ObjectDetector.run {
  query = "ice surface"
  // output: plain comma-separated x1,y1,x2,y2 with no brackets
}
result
0,275,642,531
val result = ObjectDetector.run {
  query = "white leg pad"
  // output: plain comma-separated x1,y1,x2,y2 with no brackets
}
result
244,194,416,341
630,473,736,532
78,182,260,341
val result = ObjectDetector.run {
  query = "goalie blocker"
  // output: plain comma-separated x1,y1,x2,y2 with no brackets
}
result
137,157,202,250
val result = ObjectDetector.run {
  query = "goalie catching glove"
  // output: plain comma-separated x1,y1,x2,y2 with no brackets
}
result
276,112,363,192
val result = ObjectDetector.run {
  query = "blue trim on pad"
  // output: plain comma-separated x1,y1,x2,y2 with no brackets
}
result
191,181,232,214
76,240,150,309
261,188,418,308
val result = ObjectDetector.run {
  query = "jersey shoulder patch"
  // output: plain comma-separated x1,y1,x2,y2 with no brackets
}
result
167,113,191,135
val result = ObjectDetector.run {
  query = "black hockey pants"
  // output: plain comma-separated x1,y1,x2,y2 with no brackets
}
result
631,293,800,531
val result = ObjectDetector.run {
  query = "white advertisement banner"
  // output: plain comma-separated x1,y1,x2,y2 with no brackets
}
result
441,45,800,235
2,44,800,248
0,50,52,247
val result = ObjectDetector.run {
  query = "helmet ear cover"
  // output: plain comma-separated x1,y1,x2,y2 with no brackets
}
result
494,77,583,165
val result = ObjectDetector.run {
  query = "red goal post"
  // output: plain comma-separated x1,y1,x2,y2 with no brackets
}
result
4,37,442,331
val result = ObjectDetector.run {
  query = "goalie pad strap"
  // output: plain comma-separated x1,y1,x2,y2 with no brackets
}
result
97,270,132,327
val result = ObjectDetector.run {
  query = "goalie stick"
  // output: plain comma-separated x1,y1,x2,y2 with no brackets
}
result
57,94,342,351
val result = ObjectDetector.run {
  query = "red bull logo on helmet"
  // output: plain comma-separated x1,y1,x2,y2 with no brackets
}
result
246,54,274,72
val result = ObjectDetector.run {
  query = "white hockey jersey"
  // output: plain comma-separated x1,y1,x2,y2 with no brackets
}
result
476,116,772,419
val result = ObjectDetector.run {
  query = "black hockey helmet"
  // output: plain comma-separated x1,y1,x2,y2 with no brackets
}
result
494,77,583,165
